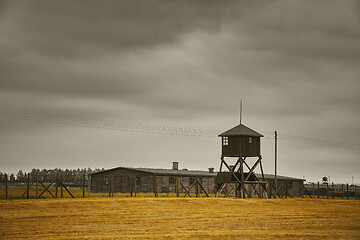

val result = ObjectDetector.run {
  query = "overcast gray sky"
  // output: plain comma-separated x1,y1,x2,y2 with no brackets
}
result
0,0,359,184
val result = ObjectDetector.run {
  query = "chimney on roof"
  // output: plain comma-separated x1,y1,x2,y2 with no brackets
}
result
172,162,179,170
208,167,214,173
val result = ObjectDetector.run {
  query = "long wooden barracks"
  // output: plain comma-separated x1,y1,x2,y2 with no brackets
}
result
89,162,216,195
89,162,304,197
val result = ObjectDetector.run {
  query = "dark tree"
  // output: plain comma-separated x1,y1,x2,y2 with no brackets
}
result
9,173,16,182
16,170,25,182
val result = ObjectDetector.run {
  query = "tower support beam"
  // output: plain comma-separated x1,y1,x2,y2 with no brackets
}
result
216,156,268,199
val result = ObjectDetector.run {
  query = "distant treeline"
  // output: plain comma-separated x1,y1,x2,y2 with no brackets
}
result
0,168,104,183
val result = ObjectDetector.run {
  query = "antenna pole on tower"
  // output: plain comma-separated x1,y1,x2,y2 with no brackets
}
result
240,100,242,125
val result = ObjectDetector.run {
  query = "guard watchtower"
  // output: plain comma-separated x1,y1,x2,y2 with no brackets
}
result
220,124,262,157
216,123,268,198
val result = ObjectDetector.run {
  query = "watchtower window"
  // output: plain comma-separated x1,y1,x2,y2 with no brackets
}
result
222,137,229,146
249,137,252,143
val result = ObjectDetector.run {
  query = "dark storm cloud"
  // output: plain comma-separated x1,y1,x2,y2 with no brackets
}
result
0,1,358,125
0,0,359,118
196,0,360,118
1,0,358,101
0,0,242,57
0,0,247,117
238,1,360,65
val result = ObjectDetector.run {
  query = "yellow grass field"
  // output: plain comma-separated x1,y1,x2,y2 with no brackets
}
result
0,198,359,239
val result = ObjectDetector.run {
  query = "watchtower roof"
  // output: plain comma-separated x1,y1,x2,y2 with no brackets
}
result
219,124,263,137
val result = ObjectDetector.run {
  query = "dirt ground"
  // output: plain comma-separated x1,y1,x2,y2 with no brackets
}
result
0,198,359,239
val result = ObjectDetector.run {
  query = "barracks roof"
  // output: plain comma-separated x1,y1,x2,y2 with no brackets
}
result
90,167,304,181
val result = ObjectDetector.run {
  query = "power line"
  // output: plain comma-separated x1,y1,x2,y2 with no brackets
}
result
0,107,359,151
278,133,360,151
0,108,219,137
263,131,360,151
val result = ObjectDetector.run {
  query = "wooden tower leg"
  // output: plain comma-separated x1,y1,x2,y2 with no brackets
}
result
217,155,268,199
221,157,243,197
235,183,238,198
219,157,224,172
239,157,245,198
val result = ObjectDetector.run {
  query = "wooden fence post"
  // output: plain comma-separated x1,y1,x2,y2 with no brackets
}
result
55,174,58,198
111,175,114,197
26,173,30,199
88,174,91,198
35,173,38,198
326,183,329,199
57,179,74,198
61,175,63,198
346,184,349,200
130,176,133,197
108,175,114,197
154,176,158,197
5,174,8,200
355,185,357,200
317,182,320,199
341,184,344,199
134,176,137,197
108,175,112,198
82,173,85,198
195,178,199,197
312,182,315,198
112,175,115,197
176,177,179,197
332,183,334,199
